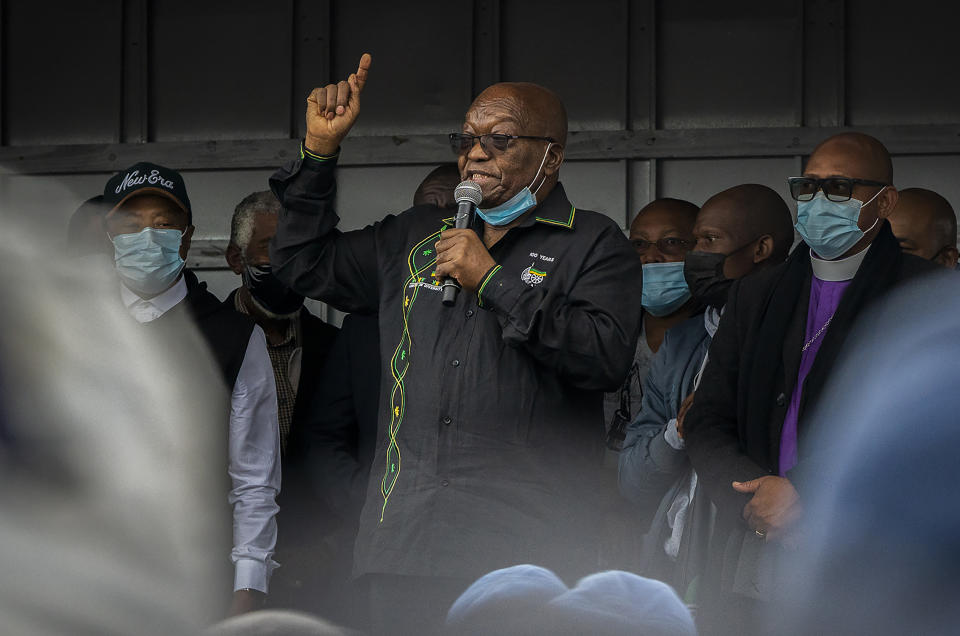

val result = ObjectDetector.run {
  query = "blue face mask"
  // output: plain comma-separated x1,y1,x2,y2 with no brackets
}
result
477,143,554,226
795,188,884,260
112,227,186,297
642,262,691,317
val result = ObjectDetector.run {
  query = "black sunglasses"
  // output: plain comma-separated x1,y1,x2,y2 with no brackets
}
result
787,176,888,202
449,133,555,156
631,237,695,257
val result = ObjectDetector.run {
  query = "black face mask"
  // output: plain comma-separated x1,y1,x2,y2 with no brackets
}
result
242,263,304,317
683,251,733,308
684,239,763,308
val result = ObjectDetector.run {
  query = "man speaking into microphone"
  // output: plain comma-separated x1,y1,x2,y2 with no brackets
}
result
269,53,642,633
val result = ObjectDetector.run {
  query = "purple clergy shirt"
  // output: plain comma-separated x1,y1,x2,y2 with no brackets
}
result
778,276,852,475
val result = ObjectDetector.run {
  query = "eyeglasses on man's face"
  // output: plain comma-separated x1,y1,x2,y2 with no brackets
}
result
631,237,695,257
787,176,888,202
449,133,555,156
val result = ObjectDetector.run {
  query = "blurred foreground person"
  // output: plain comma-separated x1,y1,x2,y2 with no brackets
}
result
66,194,111,260
887,187,958,268
224,190,339,613
0,225,227,635
206,609,357,636
271,55,642,633
683,133,938,634
103,163,281,614
445,564,696,636
619,185,793,601
768,271,960,636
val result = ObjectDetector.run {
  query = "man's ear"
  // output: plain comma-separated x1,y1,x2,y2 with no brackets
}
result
935,246,959,269
179,225,195,261
225,242,244,274
542,143,564,178
876,187,899,219
753,235,775,264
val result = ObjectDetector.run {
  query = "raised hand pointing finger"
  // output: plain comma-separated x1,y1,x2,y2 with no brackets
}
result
304,52,373,155
355,53,372,92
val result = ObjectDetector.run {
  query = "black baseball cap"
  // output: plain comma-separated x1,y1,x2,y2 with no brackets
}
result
103,162,193,224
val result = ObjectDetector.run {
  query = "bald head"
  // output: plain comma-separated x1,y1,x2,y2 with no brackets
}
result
460,82,567,210
414,164,461,209
700,184,795,263
803,133,899,258
632,198,699,230
471,82,568,145
808,132,893,184
889,188,958,268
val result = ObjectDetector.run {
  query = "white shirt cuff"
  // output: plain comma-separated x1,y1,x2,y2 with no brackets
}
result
664,418,685,450
233,558,273,593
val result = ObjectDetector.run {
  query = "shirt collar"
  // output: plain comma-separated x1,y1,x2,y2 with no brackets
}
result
704,306,723,338
809,245,870,282
120,276,188,322
527,182,576,229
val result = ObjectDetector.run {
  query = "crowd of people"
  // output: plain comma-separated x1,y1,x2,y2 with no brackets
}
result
6,51,960,635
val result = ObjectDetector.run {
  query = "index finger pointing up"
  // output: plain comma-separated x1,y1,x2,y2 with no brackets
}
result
355,53,372,91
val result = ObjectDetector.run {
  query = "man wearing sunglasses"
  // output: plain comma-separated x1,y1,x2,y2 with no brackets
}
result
269,54,642,633
682,133,939,634
888,187,959,269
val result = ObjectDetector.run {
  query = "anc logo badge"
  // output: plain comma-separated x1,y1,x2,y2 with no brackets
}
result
521,262,547,286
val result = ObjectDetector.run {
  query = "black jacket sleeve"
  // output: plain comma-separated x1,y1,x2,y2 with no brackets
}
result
269,154,381,314
476,223,643,392
683,279,768,517
304,315,373,518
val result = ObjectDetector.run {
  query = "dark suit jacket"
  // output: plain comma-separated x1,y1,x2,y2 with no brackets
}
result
685,235,938,520
222,290,339,534
303,313,380,523
683,227,938,611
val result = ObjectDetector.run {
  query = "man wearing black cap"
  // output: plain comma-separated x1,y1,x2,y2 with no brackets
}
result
102,162,282,615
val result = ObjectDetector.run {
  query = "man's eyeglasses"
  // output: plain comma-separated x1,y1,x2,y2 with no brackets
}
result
787,176,889,202
449,133,555,156
631,237,695,257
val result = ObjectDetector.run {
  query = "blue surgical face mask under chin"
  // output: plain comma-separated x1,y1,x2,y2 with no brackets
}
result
642,262,692,317
795,188,884,260
112,227,186,297
477,143,554,226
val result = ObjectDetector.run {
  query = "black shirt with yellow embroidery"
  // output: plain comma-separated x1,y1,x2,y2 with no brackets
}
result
270,149,643,580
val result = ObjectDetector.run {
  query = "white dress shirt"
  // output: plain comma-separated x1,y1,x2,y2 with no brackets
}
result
121,277,282,593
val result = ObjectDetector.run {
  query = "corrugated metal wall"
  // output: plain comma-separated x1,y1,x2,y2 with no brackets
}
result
1,0,958,300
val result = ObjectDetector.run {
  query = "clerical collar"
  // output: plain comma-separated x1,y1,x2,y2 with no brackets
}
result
810,245,869,282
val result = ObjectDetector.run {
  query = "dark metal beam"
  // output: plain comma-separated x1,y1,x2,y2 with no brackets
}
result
0,0,6,146
2,124,958,175
472,0,500,98
802,0,845,127
292,0,330,140
120,0,148,143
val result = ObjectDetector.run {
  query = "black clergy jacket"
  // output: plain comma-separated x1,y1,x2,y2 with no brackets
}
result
685,222,937,522
269,150,643,581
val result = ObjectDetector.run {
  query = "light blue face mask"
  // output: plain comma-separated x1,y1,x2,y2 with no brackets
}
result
112,227,186,297
477,143,554,226
642,262,691,317
795,188,884,260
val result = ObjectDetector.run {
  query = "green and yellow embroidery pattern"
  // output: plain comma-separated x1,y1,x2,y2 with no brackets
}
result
380,223,447,522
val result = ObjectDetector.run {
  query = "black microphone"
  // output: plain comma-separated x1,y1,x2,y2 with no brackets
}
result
442,180,483,307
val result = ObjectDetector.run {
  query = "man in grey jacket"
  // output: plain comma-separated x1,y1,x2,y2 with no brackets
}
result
618,184,794,601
